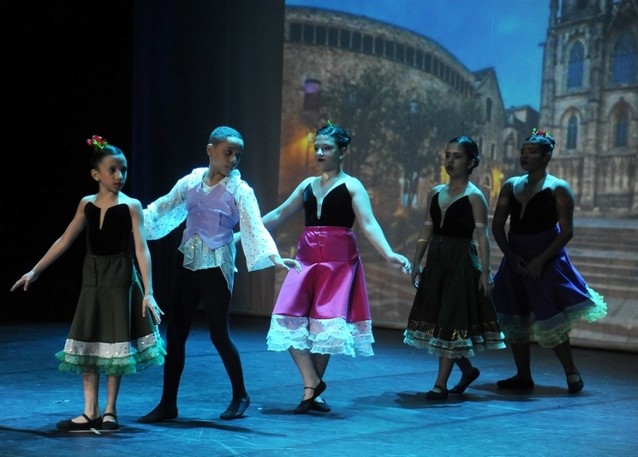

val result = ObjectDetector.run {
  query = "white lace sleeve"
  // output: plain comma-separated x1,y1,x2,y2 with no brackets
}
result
143,169,202,240
236,181,279,271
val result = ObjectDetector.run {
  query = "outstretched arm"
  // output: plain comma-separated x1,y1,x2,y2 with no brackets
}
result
349,178,411,273
130,199,163,324
11,198,88,292
261,178,310,231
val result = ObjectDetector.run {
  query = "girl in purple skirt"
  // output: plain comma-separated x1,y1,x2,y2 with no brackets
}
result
262,123,411,413
492,129,607,394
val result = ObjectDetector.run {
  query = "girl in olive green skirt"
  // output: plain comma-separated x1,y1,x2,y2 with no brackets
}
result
11,135,165,431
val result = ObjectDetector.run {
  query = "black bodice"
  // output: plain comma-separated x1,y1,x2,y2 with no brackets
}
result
85,202,132,255
430,193,475,238
303,183,356,228
509,188,558,234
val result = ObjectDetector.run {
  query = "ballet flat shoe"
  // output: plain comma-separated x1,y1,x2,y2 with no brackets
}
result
294,381,326,414
137,403,178,423
496,376,535,390
56,413,102,431
449,367,480,395
220,395,251,420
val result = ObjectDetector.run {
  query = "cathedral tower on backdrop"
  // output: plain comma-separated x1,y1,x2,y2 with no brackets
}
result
540,0,638,215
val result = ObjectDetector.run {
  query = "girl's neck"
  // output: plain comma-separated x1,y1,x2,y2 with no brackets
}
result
320,168,343,183
447,176,469,193
95,189,119,205
526,170,547,185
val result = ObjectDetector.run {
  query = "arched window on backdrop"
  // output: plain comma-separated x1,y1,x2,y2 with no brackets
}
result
611,31,638,84
567,42,584,88
567,115,578,150
614,111,629,148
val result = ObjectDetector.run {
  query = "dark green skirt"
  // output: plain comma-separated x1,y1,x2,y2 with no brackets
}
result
404,235,505,358
56,251,165,375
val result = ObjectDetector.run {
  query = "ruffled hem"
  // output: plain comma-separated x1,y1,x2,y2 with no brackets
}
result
56,332,166,376
403,327,506,358
267,315,374,357
498,286,607,348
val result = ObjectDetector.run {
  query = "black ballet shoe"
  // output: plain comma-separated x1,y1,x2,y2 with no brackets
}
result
220,394,251,420
137,403,178,423
496,375,535,391
312,398,331,413
425,385,448,400
101,412,119,431
294,381,327,414
56,413,102,431
449,367,480,395
566,372,584,394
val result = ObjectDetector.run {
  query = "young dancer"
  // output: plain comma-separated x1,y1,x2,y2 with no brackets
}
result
404,136,505,399
492,129,606,393
11,135,165,430
138,126,298,423
262,123,411,413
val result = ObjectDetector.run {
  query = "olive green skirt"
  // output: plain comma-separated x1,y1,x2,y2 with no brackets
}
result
56,252,165,375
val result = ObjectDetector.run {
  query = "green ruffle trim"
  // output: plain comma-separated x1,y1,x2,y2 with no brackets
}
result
56,341,166,376
502,286,607,348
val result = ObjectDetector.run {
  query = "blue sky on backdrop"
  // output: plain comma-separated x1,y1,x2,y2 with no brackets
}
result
286,0,551,110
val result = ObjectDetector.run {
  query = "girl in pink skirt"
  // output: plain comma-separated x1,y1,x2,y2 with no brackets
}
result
262,123,411,414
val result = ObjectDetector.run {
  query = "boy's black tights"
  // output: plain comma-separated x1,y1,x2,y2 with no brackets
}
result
160,266,247,405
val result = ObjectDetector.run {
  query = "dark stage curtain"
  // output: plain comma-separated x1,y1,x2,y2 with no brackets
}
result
3,0,285,320
130,0,285,316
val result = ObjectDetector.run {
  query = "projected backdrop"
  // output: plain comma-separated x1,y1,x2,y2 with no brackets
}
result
267,0,638,351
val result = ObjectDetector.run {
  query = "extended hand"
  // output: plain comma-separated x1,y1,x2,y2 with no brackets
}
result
10,270,39,292
275,256,302,273
388,253,411,274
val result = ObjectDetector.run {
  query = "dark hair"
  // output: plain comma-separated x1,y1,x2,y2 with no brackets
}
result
523,130,555,158
208,126,244,147
88,144,125,170
449,136,480,175
316,123,351,150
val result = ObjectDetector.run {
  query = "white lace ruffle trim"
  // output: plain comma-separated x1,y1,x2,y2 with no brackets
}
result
267,315,374,357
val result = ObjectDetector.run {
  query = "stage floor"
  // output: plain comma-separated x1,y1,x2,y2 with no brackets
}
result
1,315,637,457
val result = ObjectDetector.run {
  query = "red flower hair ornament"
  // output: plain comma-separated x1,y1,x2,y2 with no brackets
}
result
531,128,551,138
86,135,108,149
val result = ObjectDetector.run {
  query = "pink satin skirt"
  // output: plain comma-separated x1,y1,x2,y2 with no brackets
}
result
267,226,374,357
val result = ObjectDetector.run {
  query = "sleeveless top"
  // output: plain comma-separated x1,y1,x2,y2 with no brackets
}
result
303,182,356,228
85,202,132,255
430,193,475,239
509,188,558,234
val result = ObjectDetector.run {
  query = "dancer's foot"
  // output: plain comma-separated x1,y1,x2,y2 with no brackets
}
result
294,380,326,414
312,396,331,413
425,385,448,400
56,413,102,431
566,372,584,394
220,394,251,420
137,403,178,423
496,375,534,391
101,412,119,431
449,367,480,395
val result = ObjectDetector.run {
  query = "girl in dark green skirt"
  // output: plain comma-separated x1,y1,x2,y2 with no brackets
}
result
11,135,165,430
404,136,505,399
